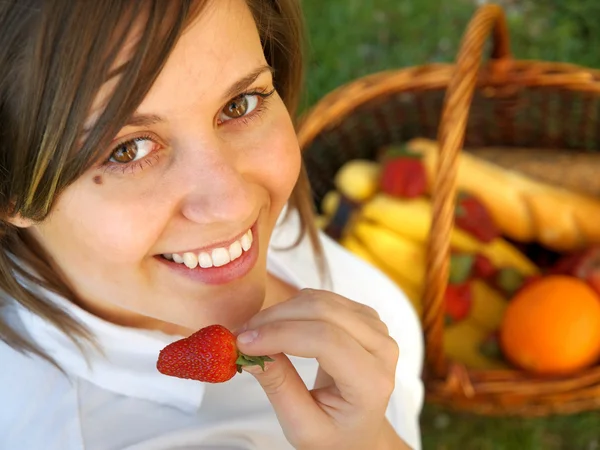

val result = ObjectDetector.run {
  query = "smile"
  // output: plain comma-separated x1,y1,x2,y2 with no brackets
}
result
163,228,253,269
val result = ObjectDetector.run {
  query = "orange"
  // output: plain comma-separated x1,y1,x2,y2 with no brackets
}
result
500,275,600,375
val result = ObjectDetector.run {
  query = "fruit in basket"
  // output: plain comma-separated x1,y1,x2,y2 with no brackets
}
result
407,138,600,252
333,159,380,202
499,275,600,375
550,246,600,296
449,253,475,284
444,320,507,370
492,267,526,297
472,253,497,279
379,148,427,198
339,233,422,316
321,190,341,218
359,194,539,276
470,279,508,332
454,192,500,243
444,282,472,324
351,219,426,287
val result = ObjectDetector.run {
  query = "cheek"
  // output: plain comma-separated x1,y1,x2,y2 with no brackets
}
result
38,187,167,265
251,110,301,207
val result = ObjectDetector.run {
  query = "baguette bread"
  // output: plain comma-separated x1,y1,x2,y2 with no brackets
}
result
407,138,600,252
466,146,600,197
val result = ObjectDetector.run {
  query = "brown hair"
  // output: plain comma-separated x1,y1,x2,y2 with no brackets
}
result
0,0,323,362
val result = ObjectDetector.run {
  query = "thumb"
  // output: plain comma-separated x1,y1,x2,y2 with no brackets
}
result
242,353,322,424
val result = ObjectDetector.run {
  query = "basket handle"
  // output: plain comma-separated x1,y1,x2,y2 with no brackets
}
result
422,4,512,379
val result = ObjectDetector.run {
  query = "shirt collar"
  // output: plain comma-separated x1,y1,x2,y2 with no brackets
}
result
15,286,206,412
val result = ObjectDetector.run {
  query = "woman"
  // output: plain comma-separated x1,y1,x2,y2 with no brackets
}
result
0,1,424,449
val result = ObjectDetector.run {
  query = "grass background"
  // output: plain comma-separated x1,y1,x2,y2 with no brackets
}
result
300,0,600,448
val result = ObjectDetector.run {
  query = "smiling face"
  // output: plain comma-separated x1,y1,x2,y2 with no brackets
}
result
21,0,301,334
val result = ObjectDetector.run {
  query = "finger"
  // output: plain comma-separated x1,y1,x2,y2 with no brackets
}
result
243,290,393,361
303,289,382,322
238,320,390,407
313,366,335,390
242,353,326,430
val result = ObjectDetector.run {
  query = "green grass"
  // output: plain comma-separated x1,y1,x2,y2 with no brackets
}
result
301,0,600,447
300,0,600,112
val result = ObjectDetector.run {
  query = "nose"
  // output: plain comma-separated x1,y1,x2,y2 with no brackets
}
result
176,142,256,225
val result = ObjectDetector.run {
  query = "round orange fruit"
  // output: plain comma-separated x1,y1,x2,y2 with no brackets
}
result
499,275,600,375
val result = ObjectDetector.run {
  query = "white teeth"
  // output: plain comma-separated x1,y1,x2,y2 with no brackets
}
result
240,231,251,251
212,248,230,267
229,241,243,260
182,252,198,269
164,227,254,269
198,252,213,268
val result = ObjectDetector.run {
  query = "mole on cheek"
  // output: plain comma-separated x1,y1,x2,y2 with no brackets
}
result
93,175,103,185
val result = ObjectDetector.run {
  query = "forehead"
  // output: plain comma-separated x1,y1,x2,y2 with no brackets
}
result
135,0,266,118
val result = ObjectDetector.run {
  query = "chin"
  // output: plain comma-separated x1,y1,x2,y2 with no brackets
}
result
172,272,267,332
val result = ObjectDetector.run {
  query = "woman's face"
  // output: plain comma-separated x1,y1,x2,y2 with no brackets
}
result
23,0,301,333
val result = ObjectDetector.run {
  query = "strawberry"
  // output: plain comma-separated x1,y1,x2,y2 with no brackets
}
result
156,324,273,383
472,253,497,280
565,246,600,296
379,148,427,198
454,193,500,243
444,282,473,325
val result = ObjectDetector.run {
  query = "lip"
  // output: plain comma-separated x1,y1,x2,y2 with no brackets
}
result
157,222,259,285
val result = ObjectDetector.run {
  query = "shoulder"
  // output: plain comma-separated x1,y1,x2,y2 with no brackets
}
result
0,306,84,449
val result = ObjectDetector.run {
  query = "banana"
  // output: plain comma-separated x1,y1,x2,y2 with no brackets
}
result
340,233,423,316
470,279,508,332
361,194,539,276
351,219,426,287
334,160,381,202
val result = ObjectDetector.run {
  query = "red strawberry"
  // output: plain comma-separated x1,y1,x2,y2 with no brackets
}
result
473,253,497,279
156,324,273,383
567,246,600,296
444,282,473,324
454,193,500,243
379,155,427,198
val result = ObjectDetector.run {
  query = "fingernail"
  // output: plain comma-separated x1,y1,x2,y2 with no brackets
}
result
237,329,258,344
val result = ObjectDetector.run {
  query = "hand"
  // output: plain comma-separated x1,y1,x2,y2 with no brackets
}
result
236,288,407,450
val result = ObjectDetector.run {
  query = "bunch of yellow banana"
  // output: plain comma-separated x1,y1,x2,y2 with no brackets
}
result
334,192,538,319
359,194,539,277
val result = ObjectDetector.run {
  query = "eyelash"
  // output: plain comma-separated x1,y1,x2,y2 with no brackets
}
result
101,87,276,175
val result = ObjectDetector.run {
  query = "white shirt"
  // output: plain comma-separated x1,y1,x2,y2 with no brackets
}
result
0,208,424,450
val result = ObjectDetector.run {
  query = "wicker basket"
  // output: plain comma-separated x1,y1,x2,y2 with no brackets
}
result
297,4,600,417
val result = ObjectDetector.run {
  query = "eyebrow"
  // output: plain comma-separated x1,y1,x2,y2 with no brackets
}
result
95,64,275,133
